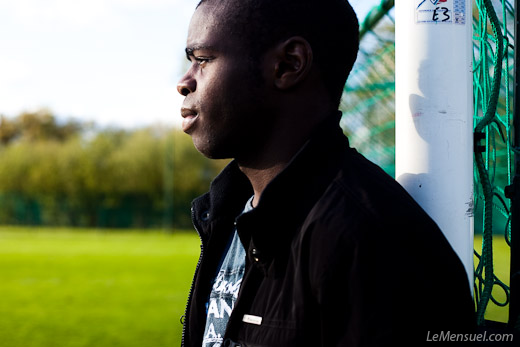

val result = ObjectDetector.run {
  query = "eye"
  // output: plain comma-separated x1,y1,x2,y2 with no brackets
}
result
194,57,212,66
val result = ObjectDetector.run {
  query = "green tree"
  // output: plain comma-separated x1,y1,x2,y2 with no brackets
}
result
0,109,85,146
0,116,227,229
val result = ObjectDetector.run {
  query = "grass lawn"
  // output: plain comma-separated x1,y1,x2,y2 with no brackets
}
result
0,227,200,347
0,227,512,346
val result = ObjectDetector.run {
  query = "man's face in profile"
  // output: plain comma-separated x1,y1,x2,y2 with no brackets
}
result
177,3,269,160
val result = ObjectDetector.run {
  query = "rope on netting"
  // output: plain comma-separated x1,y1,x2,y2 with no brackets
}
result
474,250,510,307
358,0,394,39
474,0,505,326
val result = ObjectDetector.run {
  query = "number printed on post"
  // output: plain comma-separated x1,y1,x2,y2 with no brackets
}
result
415,0,466,25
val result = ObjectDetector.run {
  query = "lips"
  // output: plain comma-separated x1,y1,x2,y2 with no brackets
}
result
181,107,199,133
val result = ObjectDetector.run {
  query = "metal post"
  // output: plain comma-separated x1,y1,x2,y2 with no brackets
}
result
395,0,474,289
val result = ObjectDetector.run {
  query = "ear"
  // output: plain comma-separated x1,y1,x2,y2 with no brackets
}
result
272,37,313,90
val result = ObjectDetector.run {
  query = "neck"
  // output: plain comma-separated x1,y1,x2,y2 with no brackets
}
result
238,163,286,208
236,119,312,207
235,86,337,207
237,114,337,208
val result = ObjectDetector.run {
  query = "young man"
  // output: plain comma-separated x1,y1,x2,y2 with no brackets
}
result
177,0,475,346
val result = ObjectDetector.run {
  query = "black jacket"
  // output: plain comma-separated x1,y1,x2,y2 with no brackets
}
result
182,117,475,346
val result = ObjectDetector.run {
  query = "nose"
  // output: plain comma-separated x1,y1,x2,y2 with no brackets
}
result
177,71,196,96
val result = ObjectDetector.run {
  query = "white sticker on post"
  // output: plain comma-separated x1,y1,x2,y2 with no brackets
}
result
415,0,466,25
242,314,262,325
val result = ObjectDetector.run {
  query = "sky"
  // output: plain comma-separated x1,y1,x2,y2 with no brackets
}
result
0,0,377,129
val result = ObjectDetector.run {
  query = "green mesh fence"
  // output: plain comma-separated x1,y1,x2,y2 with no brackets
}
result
472,0,513,326
341,1,396,177
341,0,515,327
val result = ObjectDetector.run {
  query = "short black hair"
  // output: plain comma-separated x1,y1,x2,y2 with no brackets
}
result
197,0,359,107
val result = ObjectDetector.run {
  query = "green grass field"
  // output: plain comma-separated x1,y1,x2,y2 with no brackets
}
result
0,227,512,346
0,227,200,347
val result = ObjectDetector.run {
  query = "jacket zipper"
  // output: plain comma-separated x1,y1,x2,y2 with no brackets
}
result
181,206,205,347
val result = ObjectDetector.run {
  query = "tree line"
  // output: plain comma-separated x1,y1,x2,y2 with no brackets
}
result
0,109,227,229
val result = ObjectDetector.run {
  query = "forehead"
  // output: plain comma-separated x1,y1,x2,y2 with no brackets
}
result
186,3,238,52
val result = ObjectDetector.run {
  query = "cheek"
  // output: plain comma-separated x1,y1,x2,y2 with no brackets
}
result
197,64,262,129
200,77,239,118
198,74,228,109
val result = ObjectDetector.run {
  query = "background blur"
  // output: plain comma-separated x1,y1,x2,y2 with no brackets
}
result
0,1,385,346
0,0,376,229
0,0,514,346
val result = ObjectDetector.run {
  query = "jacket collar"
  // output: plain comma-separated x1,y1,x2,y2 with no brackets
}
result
192,112,348,259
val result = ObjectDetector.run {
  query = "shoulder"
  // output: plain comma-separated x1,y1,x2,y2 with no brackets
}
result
300,148,464,286
291,146,475,337
303,148,439,243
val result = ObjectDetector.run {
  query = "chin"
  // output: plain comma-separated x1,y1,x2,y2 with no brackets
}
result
192,139,233,160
